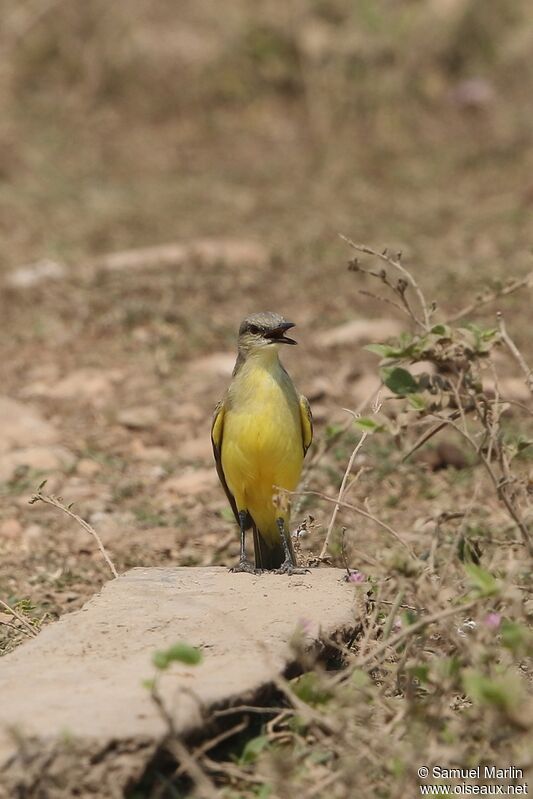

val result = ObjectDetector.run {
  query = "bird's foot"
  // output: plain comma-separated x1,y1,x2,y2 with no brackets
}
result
274,559,310,576
229,559,261,575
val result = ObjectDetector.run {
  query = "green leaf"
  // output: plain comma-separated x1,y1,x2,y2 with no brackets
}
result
430,324,451,336
240,735,269,764
407,393,426,411
464,563,499,597
152,651,170,670
517,438,533,453
409,664,430,684
382,367,418,396
351,668,371,688
325,423,343,440
365,343,399,358
436,656,461,681
354,417,383,433
462,670,521,712
292,672,332,706
501,620,530,655
152,642,203,670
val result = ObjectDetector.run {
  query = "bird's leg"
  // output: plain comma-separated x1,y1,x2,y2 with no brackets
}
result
274,517,309,575
230,510,258,574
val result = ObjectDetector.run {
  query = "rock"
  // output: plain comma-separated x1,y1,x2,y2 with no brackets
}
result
0,397,58,453
117,406,159,430
162,468,218,496
316,318,403,348
0,567,357,793
0,446,75,482
6,259,67,289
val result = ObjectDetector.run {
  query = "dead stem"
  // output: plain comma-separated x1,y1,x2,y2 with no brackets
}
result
29,489,118,578
497,311,533,395
0,598,37,637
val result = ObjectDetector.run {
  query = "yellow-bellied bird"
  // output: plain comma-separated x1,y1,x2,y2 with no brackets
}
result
211,312,313,574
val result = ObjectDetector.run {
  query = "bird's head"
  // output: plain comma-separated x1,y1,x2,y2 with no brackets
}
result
237,312,297,354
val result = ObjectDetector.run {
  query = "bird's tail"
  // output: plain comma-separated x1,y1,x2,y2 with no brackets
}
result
252,523,295,570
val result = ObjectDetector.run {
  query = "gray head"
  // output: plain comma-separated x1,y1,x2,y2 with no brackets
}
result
237,312,297,353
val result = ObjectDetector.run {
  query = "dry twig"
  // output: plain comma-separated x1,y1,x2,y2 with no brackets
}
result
446,270,533,323
497,311,533,395
319,431,369,559
29,486,118,578
0,598,37,637
341,234,431,330
296,489,415,556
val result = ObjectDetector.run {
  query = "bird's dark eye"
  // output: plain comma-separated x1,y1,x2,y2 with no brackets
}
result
248,325,260,335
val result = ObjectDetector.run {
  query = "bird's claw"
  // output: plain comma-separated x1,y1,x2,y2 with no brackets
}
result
230,560,261,575
274,559,310,576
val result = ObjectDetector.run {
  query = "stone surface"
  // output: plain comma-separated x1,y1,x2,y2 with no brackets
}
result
0,567,356,793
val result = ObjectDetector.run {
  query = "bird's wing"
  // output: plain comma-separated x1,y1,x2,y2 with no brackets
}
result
299,394,313,456
211,399,246,528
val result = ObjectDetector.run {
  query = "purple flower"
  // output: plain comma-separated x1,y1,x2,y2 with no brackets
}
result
484,612,501,630
347,570,365,584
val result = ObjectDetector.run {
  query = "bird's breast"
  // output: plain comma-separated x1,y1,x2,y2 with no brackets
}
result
221,360,303,487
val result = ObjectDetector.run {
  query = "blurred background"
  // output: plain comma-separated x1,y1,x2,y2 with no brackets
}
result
2,0,533,282
1,0,533,637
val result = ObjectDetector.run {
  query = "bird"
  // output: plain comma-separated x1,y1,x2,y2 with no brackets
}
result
211,312,313,574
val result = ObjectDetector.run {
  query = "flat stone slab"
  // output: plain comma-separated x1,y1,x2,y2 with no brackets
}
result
0,567,356,795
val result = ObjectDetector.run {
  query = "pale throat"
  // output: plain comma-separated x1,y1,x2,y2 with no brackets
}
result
245,344,281,368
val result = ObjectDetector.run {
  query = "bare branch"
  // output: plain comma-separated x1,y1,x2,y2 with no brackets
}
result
341,235,431,330
294,489,415,556
29,490,118,579
319,432,369,559
497,311,533,395
0,599,37,637
446,271,533,323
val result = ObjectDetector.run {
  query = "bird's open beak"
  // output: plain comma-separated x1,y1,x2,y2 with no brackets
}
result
266,321,297,345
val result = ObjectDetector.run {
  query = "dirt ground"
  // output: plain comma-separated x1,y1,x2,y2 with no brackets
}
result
1,2,532,796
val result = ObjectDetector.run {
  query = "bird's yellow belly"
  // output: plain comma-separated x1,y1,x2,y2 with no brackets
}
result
221,386,303,540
